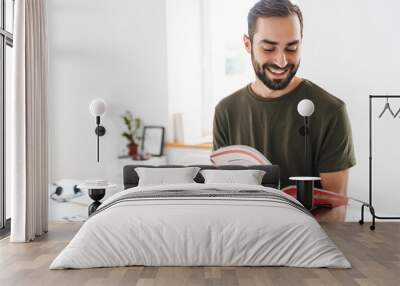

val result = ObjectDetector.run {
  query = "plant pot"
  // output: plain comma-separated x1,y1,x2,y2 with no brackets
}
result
127,143,138,157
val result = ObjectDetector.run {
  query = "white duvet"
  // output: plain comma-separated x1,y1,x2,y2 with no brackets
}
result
50,183,351,269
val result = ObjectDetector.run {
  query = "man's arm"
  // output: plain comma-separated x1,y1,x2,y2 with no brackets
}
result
212,106,229,151
312,169,349,222
314,104,355,222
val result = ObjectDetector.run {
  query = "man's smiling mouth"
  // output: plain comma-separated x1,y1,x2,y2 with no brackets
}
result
266,67,289,76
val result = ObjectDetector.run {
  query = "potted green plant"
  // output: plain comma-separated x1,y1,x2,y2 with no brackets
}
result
121,111,142,157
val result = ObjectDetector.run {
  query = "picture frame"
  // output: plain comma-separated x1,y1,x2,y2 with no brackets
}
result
141,126,165,157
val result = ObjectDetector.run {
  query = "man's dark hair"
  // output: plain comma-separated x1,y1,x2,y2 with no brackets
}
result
247,0,303,41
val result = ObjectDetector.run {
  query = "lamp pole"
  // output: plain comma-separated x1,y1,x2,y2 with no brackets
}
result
89,99,107,163
97,116,100,162
304,116,309,175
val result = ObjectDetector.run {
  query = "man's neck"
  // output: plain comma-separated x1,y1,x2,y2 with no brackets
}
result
250,77,303,99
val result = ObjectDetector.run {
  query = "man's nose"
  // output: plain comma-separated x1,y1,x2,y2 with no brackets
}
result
273,52,288,68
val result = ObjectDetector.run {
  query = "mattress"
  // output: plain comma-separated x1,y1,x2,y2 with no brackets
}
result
50,183,351,269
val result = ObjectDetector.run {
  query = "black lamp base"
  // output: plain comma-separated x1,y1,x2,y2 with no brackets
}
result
296,180,314,210
88,188,106,216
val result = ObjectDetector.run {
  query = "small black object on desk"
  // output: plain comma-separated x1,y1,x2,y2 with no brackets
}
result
78,183,116,216
289,177,321,210
88,188,106,215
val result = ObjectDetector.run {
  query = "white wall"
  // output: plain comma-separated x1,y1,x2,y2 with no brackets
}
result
298,0,400,218
48,0,168,186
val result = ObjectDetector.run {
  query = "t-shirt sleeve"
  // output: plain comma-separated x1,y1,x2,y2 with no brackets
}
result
318,104,356,173
212,105,229,151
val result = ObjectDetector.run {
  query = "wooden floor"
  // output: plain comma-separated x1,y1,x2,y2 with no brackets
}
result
0,222,399,286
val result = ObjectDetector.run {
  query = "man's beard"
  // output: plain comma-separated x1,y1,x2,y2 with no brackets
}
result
251,52,300,91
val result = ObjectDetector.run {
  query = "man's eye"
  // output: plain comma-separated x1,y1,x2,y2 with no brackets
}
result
286,47,298,52
262,48,274,52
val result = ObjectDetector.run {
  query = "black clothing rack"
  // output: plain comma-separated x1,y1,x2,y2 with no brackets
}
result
359,95,400,230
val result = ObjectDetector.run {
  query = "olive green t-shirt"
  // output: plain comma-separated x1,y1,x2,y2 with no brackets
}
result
212,79,356,188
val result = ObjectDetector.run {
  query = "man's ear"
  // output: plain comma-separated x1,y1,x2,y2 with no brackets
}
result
243,34,252,54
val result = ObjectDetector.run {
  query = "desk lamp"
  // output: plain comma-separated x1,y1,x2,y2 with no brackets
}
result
89,98,107,162
291,99,319,210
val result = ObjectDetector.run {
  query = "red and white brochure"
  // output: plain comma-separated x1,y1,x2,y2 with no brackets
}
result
281,185,349,208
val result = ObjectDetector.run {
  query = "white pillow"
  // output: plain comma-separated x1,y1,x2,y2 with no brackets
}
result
200,169,266,185
136,167,201,186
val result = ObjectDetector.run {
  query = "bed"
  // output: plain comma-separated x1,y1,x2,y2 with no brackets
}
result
50,165,350,269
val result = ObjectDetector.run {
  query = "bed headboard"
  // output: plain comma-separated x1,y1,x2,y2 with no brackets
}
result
123,165,280,189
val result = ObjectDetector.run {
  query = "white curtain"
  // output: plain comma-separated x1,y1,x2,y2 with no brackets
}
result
9,0,48,242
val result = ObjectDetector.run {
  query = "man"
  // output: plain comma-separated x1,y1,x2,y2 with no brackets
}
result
212,0,356,222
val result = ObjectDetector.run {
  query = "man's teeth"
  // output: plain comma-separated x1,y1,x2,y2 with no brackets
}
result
269,68,286,74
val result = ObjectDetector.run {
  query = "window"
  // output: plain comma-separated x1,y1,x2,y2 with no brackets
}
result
166,0,257,144
1,0,14,233
201,0,259,138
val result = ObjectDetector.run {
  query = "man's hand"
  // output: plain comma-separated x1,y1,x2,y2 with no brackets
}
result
313,169,349,222
312,205,346,222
